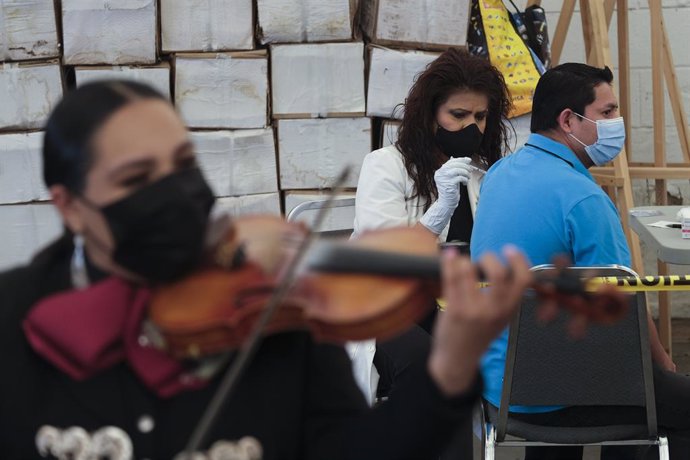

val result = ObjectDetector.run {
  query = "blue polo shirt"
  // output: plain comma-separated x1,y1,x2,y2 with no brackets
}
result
470,133,631,413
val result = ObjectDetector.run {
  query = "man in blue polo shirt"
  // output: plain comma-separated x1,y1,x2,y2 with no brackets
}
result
471,63,688,459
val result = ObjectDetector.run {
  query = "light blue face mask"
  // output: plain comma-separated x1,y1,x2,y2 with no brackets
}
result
568,112,626,166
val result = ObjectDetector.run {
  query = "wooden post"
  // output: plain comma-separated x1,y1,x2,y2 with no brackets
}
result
662,18,690,163
617,0,632,157
550,0,576,66
605,0,617,25
650,0,668,206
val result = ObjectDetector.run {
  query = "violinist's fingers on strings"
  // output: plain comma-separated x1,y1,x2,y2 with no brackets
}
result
477,251,506,294
475,246,530,319
441,249,476,311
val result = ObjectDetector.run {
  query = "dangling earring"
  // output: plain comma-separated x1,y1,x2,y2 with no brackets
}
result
71,234,90,289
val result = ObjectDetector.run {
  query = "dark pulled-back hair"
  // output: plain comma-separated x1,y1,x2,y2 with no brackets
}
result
530,63,614,133
395,48,512,207
43,80,167,193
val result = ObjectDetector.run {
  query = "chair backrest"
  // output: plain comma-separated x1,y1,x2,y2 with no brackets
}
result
285,197,355,238
497,265,657,439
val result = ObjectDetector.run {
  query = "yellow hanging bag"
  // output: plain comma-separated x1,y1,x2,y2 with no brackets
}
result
477,0,542,118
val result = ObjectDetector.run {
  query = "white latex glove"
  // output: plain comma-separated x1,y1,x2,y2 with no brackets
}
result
419,157,473,235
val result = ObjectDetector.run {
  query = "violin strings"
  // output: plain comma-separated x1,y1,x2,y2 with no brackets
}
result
183,167,352,457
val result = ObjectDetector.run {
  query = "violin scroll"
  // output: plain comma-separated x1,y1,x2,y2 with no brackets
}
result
530,259,629,324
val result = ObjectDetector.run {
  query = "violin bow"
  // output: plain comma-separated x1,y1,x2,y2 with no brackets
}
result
182,167,352,458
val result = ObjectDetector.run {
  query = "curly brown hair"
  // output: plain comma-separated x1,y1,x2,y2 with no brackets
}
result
395,48,513,208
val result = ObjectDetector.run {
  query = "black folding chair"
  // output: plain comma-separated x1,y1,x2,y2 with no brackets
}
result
479,265,669,459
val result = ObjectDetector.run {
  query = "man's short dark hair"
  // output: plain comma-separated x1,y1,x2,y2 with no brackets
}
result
530,63,614,133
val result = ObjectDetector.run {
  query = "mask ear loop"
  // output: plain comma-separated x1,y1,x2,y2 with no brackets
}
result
571,111,596,124
565,110,590,148
568,132,588,148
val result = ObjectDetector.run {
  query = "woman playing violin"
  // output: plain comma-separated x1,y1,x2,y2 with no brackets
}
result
0,81,531,459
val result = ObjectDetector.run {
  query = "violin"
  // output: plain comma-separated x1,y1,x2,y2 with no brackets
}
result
148,215,629,360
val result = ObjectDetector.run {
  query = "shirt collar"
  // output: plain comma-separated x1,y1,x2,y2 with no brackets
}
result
525,133,593,180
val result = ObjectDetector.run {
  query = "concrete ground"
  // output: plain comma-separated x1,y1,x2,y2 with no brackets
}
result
473,318,690,460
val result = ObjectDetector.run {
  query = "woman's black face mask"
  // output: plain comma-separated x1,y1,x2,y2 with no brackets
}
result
434,123,484,158
81,168,216,283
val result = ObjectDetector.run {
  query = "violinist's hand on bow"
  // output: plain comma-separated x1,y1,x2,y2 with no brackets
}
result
428,245,532,396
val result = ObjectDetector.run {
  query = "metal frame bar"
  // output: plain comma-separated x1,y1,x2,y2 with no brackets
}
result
286,198,356,223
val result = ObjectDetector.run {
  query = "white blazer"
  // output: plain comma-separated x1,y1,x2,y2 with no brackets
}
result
348,144,484,404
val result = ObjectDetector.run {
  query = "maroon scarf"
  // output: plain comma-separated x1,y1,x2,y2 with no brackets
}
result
23,277,207,397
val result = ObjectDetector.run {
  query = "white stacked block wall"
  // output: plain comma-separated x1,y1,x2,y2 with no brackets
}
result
0,0,688,320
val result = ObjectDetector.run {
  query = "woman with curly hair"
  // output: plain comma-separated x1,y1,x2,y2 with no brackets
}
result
354,47,512,243
349,48,513,420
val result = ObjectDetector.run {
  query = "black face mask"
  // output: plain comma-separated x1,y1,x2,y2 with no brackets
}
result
435,123,484,158
83,168,216,283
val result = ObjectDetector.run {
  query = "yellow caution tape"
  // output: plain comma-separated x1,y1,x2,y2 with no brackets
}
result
436,275,690,310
